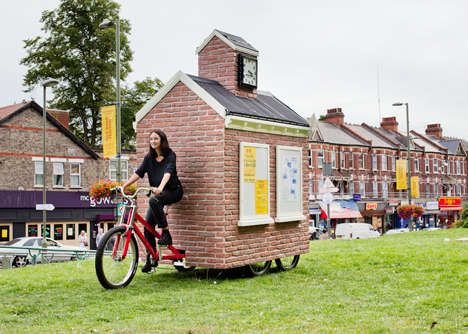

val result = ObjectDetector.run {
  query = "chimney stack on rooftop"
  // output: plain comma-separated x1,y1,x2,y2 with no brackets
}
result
380,117,398,132
425,123,443,138
323,108,345,126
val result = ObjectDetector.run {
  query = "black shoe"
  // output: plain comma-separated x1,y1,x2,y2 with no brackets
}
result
158,230,172,246
141,254,158,273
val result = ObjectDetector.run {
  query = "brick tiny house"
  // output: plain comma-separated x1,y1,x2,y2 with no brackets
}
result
135,30,310,268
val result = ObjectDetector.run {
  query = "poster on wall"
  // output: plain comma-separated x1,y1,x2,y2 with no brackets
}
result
276,146,305,223
238,142,273,226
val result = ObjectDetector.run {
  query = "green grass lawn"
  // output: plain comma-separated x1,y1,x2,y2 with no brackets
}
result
0,229,466,334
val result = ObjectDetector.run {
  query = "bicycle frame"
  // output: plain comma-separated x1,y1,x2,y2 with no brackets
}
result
114,194,184,262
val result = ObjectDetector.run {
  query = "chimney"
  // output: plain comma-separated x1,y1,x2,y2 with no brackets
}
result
425,123,443,138
380,117,398,132
48,109,70,129
197,30,258,98
323,108,344,125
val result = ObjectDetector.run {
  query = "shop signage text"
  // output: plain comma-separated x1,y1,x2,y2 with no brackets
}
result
438,197,461,208
366,202,378,210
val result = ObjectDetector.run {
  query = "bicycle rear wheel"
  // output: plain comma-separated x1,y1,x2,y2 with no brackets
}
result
95,226,139,289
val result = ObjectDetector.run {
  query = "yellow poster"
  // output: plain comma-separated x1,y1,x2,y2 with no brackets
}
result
101,105,117,158
255,179,268,214
243,146,256,183
411,176,419,198
1,230,6,238
396,159,407,190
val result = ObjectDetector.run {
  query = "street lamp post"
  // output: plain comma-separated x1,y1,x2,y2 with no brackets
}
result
392,102,412,230
392,102,412,205
42,79,59,244
99,18,122,183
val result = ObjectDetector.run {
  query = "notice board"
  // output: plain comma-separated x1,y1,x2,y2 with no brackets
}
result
276,145,305,222
238,142,273,226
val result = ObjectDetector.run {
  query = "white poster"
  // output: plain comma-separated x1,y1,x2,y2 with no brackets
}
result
238,142,273,226
276,146,305,223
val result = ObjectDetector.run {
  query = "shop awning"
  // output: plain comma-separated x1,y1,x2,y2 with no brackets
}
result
440,206,463,211
321,200,362,219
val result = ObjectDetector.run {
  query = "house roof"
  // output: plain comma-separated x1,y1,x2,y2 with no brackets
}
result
0,101,99,159
316,121,369,146
189,75,308,127
196,29,259,56
136,71,309,128
345,124,397,148
0,102,26,120
410,130,447,154
437,138,466,155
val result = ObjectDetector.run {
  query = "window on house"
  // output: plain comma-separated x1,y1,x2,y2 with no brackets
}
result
349,153,354,169
381,155,387,171
425,159,430,173
372,154,377,171
70,163,81,188
109,159,129,181
433,159,438,174
340,152,345,169
307,149,312,168
34,161,44,186
360,154,366,170
373,181,378,198
382,182,388,199
52,162,64,187
317,150,324,169
456,161,461,175
414,158,419,172
331,151,336,169
359,181,366,197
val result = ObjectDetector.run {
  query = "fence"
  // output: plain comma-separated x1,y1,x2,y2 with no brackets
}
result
0,245,95,269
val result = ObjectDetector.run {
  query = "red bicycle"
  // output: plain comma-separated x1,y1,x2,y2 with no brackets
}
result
95,187,194,289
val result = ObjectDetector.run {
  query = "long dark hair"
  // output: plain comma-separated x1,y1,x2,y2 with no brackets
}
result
148,129,171,158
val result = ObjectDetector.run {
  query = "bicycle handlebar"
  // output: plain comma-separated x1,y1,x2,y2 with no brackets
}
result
111,186,152,203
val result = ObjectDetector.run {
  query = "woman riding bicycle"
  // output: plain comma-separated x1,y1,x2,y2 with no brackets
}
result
122,129,183,273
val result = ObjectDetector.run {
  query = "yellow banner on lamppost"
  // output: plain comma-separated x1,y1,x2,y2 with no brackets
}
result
101,105,116,158
411,176,419,198
396,159,407,190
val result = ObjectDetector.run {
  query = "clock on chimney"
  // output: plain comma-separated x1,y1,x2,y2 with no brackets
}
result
238,55,257,88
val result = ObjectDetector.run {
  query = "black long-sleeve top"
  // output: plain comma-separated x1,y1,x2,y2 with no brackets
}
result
135,151,181,190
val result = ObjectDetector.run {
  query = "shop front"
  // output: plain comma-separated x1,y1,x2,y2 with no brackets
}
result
438,196,462,226
422,201,440,227
359,201,386,230
0,190,116,247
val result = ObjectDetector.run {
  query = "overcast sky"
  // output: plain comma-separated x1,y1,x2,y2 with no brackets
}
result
1,0,467,138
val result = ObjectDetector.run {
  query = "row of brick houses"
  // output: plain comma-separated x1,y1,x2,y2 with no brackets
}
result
307,108,467,230
0,101,138,246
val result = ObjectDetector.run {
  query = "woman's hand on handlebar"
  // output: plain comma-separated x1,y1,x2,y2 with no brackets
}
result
151,186,163,196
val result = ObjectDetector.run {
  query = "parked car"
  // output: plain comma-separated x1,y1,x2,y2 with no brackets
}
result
385,228,410,235
335,223,380,240
0,237,85,267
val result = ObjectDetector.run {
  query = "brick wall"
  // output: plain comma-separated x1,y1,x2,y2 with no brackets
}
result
0,107,104,190
135,82,226,267
135,82,309,268
223,130,309,268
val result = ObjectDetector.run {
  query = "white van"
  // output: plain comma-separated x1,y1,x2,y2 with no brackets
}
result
335,223,380,240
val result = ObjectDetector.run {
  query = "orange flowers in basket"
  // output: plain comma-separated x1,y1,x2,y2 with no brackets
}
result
89,180,136,199
397,204,424,220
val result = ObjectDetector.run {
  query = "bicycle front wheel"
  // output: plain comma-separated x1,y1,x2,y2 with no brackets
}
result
95,226,139,289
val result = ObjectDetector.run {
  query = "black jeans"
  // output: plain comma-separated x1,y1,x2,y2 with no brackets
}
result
144,186,183,250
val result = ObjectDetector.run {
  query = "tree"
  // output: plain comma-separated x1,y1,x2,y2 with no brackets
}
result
21,0,132,147
121,77,163,150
